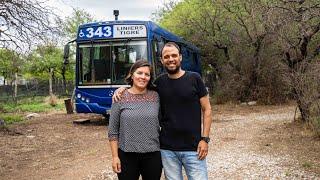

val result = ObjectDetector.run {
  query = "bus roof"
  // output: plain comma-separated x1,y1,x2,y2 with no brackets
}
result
78,20,199,52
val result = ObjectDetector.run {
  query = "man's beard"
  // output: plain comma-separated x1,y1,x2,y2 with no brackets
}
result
165,65,180,74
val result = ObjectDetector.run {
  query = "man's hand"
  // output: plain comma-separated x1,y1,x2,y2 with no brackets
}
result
112,87,126,102
112,157,121,173
197,140,209,160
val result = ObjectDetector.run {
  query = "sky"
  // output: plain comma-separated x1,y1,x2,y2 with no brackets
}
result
47,0,174,21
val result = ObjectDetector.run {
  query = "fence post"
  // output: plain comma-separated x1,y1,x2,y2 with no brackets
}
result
64,98,73,114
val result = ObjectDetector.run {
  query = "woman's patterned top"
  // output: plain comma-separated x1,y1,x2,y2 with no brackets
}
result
108,89,160,153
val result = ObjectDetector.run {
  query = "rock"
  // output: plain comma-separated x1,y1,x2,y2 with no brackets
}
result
73,119,90,124
248,101,257,106
26,113,40,119
240,102,248,106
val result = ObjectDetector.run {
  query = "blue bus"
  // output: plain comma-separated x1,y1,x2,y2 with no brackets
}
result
63,19,202,117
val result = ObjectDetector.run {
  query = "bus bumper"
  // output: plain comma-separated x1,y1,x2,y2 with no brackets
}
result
75,102,111,115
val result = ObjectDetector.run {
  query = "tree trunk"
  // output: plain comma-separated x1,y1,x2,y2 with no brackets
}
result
292,84,310,122
299,106,309,122
62,65,68,94
49,68,53,96
297,99,310,122
13,72,18,102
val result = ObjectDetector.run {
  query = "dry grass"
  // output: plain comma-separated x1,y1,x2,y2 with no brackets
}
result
45,94,58,107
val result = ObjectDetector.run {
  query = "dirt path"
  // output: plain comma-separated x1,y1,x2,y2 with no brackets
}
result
208,105,319,179
0,104,319,179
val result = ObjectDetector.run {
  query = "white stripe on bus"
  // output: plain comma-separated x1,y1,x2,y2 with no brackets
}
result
77,85,130,88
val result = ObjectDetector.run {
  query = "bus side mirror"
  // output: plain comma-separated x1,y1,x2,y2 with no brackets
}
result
155,47,162,64
157,41,164,56
156,50,161,58
63,44,70,64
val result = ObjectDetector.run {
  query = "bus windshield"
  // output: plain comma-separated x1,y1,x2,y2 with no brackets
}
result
78,40,147,85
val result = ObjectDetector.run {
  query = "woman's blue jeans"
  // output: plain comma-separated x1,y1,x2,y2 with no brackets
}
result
160,149,208,180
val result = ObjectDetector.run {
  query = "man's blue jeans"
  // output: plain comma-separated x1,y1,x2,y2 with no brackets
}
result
160,149,208,180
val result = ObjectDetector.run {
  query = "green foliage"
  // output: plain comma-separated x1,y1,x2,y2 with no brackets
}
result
63,8,95,39
159,0,272,101
0,8,97,100
0,49,23,80
0,114,24,125
156,0,320,107
0,96,64,125
1,96,64,113
61,8,96,82
310,100,320,136
302,162,312,168
311,116,320,136
25,44,63,80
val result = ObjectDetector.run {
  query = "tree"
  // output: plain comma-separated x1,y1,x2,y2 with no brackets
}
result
27,44,63,96
157,0,285,102
152,0,178,22
0,49,14,85
60,8,95,93
62,8,95,40
0,0,59,51
0,48,23,101
156,0,320,125
267,0,320,121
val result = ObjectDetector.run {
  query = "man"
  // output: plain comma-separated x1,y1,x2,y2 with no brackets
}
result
155,42,212,180
113,42,212,180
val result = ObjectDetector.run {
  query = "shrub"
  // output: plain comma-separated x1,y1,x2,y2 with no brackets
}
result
0,96,64,113
310,116,320,137
45,94,58,107
0,114,24,125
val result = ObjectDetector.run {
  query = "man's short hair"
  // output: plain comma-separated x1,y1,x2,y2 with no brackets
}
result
161,42,181,55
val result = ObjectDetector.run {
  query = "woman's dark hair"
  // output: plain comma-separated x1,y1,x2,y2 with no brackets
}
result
125,60,155,89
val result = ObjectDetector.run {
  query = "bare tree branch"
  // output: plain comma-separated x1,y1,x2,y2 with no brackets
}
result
0,0,60,51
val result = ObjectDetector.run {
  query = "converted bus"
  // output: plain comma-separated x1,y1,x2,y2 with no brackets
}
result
63,16,202,118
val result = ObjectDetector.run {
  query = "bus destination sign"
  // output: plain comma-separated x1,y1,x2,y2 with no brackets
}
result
77,24,147,40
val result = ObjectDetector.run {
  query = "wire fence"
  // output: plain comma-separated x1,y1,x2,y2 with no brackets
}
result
0,80,74,102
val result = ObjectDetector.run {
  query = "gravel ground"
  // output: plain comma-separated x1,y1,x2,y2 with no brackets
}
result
206,105,319,180
1,104,319,180
94,104,320,180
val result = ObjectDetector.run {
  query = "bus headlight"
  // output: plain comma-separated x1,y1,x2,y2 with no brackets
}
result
85,98,90,103
81,97,85,101
77,93,81,98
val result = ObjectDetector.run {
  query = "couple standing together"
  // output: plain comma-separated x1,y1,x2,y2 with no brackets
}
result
108,42,213,180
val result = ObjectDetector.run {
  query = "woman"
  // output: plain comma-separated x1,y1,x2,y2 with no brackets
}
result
108,60,162,180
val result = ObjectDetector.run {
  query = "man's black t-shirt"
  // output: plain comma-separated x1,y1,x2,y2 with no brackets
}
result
154,71,208,151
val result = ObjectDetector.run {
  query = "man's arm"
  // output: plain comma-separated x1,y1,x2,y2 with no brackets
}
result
201,94,212,138
197,94,212,160
112,87,126,102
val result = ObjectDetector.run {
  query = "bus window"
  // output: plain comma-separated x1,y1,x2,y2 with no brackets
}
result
79,47,91,84
78,40,148,85
71,21,203,115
